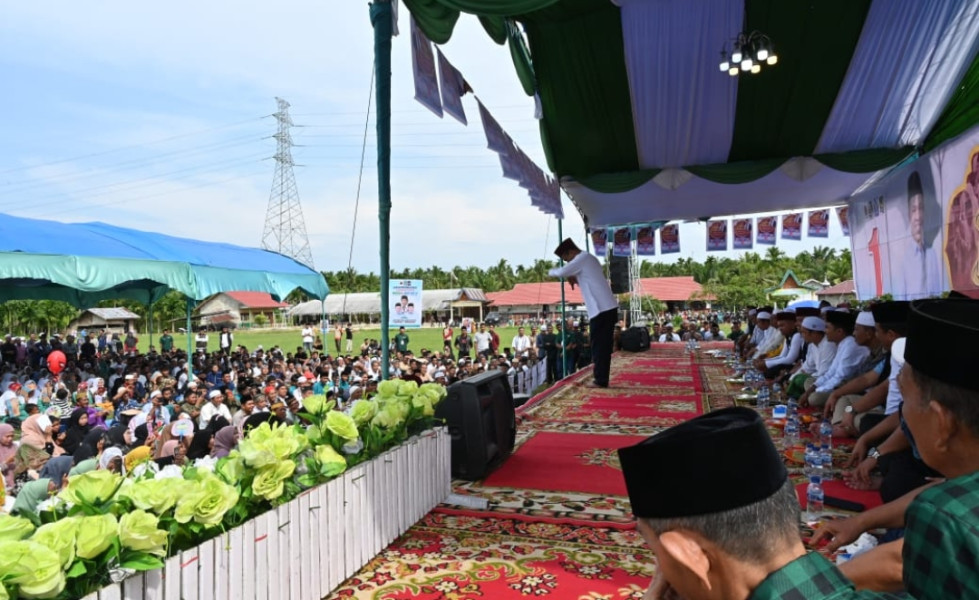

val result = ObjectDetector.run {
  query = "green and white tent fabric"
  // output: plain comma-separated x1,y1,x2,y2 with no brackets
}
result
405,0,979,225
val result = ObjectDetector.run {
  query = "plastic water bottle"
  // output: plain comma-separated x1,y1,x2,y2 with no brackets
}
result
807,476,825,521
820,443,834,481
772,382,782,404
787,396,798,418
819,419,833,449
757,385,769,411
785,416,799,444
804,444,817,478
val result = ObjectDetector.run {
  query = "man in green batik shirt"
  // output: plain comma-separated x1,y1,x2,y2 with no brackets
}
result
159,329,174,354
394,327,410,354
617,407,902,600
897,298,979,599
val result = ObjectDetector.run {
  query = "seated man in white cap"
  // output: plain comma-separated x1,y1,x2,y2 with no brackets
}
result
198,389,233,430
618,407,900,600
801,311,872,409
785,314,837,399
753,311,802,379
750,310,783,360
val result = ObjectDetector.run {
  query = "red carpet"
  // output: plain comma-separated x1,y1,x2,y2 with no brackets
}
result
481,432,648,496
795,480,883,512
570,393,703,421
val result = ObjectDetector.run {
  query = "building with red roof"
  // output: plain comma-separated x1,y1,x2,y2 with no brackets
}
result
195,291,290,329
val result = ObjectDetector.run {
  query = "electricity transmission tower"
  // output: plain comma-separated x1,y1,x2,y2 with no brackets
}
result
261,97,314,268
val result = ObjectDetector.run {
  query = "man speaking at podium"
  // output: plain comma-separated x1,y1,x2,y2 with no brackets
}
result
549,238,619,388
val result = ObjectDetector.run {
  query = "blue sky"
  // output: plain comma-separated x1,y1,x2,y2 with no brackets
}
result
0,1,849,274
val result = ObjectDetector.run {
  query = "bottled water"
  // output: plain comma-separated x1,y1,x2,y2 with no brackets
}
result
804,444,817,478
818,419,833,449
787,396,798,418
820,443,833,481
806,476,825,521
772,382,782,404
784,416,800,444
757,385,769,410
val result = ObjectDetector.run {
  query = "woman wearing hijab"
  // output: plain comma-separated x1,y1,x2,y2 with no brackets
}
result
0,423,17,490
61,407,91,455
14,413,60,478
124,446,152,473
99,447,125,475
38,456,73,491
11,478,57,516
154,440,184,468
72,429,106,464
154,422,177,459
205,415,231,434
185,430,213,461
211,426,238,459
132,424,151,448
105,424,132,452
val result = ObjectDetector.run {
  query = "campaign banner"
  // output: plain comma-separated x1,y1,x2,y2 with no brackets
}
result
590,228,608,256
612,226,632,257
808,209,830,238
732,218,753,249
660,224,680,254
781,213,803,240
756,216,778,245
837,206,850,236
477,100,509,154
436,49,468,125
389,280,424,329
410,18,442,118
636,226,656,256
706,219,728,252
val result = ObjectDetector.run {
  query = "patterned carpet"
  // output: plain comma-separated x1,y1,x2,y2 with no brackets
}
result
326,343,869,599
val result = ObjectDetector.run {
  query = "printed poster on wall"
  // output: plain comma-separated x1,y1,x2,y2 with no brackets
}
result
706,219,728,252
781,213,803,240
732,218,753,249
410,18,443,118
388,280,424,329
837,206,850,236
636,226,656,256
756,216,777,245
808,209,830,238
590,228,608,256
660,224,680,254
612,226,632,257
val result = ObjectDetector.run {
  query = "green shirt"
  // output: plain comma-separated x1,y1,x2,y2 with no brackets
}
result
903,470,979,599
394,333,410,353
160,334,174,352
749,552,904,600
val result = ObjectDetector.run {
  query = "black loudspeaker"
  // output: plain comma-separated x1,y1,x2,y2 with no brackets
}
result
435,370,517,481
609,255,630,294
620,326,650,352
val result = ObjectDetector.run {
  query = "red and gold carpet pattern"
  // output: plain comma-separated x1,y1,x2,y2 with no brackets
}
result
327,343,878,598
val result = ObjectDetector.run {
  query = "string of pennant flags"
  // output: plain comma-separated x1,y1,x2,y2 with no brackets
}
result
410,17,563,219
590,207,850,257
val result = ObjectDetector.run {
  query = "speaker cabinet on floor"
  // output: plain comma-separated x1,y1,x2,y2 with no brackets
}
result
435,370,517,481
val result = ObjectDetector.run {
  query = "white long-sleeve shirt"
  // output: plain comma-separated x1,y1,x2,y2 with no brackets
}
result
752,328,784,359
548,252,618,320
884,338,906,415
764,331,803,368
814,336,870,393
798,337,837,377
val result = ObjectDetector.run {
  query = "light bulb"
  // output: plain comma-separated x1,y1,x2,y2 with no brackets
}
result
751,64,761,74
728,67,739,76
731,48,743,63
720,61,730,72
756,48,769,61
741,58,753,71
767,54,778,65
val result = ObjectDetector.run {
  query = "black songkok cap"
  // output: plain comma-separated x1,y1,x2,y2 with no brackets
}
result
906,299,979,391
775,311,796,322
825,310,854,329
553,238,581,258
617,407,787,518
870,301,911,326
795,307,821,318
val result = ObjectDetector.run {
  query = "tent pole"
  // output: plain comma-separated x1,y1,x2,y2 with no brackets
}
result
558,219,567,379
147,299,154,351
371,0,393,381
185,298,194,382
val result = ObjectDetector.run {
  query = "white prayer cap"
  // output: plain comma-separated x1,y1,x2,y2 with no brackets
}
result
820,306,833,314
801,317,825,332
748,309,758,316
855,311,875,327
757,311,772,320
208,389,223,399
149,390,162,399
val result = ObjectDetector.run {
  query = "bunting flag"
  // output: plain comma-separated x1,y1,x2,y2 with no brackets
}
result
612,226,632,256
410,17,442,118
781,213,803,240
808,209,830,237
706,219,728,251
732,218,753,249
635,225,656,256
436,49,469,125
590,228,609,255
477,100,509,153
660,224,680,254
756,216,778,245
837,206,850,236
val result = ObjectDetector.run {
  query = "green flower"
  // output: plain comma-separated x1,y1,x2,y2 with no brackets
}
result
301,394,334,417
411,394,435,417
325,410,359,443
349,399,378,426
30,518,80,569
418,382,447,405
371,403,405,430
377,380,400,397
314,445,347,478
215,453,245,485
119,510,168,557
173,475,239,528
397,380,419,396
75,514,117,560
59,469,122,506
251,460,296,502
119,478,189,515
0,540,66,599
0,514,35,541
238,423,308,468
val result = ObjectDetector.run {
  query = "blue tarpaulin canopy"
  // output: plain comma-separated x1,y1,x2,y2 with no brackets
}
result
0,214,329,307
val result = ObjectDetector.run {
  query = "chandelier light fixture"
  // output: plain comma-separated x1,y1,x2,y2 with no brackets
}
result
718,31,778,76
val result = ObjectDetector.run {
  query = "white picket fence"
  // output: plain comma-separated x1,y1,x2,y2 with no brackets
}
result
83,427,451,600
508,360,547,395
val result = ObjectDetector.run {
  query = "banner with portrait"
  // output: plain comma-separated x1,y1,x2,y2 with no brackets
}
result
660,224,680,254
636,226,656,256
732,218,753,249
410,18,442,118
590,228,608,256
756,216,777,245
836,206,850,236
808,209,830,238
706,219,728,252
388,280,424,328
612,226,632,257
781,213,802,240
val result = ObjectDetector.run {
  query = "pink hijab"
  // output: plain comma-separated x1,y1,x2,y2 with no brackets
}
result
0,423,16,489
